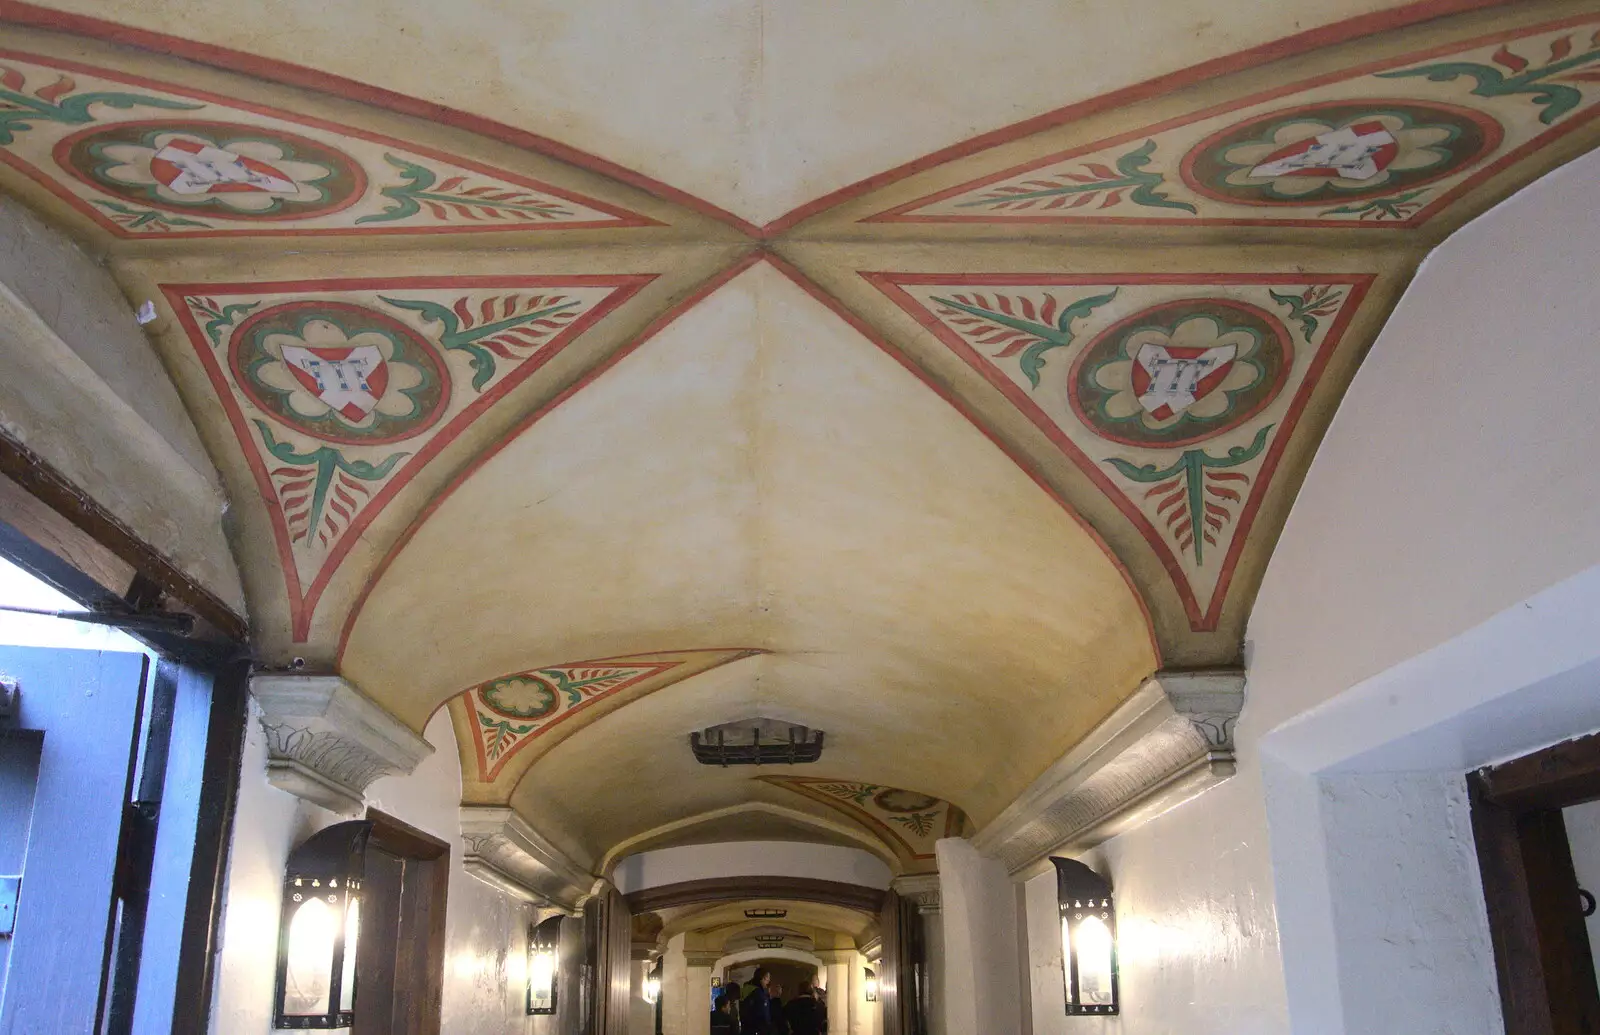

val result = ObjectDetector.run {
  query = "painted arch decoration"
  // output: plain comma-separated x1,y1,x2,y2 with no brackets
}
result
0,49,655,236
164,275,654,637
867,272,1371,630
758,776,969,871
448,649,767,802
871,13,1600,228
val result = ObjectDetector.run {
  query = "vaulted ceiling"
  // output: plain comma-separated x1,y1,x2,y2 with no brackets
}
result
2,0,1596,876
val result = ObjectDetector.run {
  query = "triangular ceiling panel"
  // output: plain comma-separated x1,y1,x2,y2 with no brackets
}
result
757,776,969,872
867,272,1372,630
869,13,1600,228
448,649,766,804
164,274,654,638
0,49,657,236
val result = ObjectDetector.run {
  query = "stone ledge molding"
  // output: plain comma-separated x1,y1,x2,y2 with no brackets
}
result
814,949,855,966
858,936,882,963
252,673,433,815
890,873,942,915
974,668,1245,878
684,951,723,968
460,805,594,913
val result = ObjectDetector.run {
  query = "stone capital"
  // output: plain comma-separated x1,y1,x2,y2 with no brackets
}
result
459,806,593,912
890,873,942,915
252,673,433,814
974,668,1245,877
684,951,723,969
813,949,854,966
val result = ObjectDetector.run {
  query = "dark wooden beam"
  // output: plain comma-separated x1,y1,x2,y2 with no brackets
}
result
623,877,886,916
1476,731,1600,812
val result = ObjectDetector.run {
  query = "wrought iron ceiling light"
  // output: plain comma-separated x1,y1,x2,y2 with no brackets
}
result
526,915,562,1016
691,717,823,767
744,908,788,920
754,935,786,949
274,821,370,1030
1053,857,1118,1016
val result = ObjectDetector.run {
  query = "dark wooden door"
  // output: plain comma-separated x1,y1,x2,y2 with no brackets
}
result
878,890,922,1035
351,812,449,1035
0,646,148,1035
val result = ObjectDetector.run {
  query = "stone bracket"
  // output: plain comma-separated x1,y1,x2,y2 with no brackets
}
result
252,673,433,815
973,668,1245,877
460,805,593,913
890,873,942,915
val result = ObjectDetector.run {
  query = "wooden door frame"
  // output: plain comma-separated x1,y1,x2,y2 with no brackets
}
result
1469,731,1600,1035
363,809,450,1035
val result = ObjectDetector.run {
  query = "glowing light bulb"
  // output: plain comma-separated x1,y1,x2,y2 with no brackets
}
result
1074,915,1114,1006
284,897,337,1015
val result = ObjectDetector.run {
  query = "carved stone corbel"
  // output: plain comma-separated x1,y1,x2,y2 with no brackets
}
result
890,873,942,915
973,668,1245,877
251,673,434,815
460,805,593,913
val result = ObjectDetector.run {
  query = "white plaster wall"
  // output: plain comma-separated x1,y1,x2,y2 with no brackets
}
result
1022,147,1600,1035
935,839,1018,1035
1566,799,1600,993
208,704,538,1034
612,841,893,893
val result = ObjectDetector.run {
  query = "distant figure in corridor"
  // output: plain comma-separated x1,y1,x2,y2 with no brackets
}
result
784,981,827,1035
711,992,738,1035
741,968,774,1035
770,982,790,1035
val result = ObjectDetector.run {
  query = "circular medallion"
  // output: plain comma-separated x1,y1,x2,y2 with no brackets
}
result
230,301,447,445
1068,298,1291,448
478,674,561,720
873,789,940,814
1180,100,1502,207
57,120,366,220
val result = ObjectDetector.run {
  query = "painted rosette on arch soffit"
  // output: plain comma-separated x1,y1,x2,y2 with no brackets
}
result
0,0,1595,876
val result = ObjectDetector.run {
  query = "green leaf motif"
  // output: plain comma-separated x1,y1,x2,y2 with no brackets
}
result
1267,285,1345,341
93,200,211,232
478,714,536,761
933,289,1117,388
381,293,582,391
888,811,939,838
537,668,633,705
184,297,260,348
358,153,576,226
0,80,200,145
255,420,407,546
1318,188,1431,223
818,782,879,805
1377,41,1600,126
1104,424,1273,565
957,140,1197,215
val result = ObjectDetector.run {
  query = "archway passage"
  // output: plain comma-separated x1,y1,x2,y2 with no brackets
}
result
0,2,1597,1034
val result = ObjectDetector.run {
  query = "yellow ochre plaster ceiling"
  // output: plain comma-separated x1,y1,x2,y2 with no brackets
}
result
1,0,1596,874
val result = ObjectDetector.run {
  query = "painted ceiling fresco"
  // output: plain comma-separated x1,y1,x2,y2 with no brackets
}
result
756,777,969,873
2,0,1597,873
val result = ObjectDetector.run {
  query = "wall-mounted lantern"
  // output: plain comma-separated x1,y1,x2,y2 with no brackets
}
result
526,915,562,1015
863,968,877,1003
274,821,370,1030
642,958,663,1005
1053,857,1118,1016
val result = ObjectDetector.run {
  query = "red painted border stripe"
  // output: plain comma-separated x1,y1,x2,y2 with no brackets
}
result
761,0,1528,234
335,249,766,662
0,0,762,237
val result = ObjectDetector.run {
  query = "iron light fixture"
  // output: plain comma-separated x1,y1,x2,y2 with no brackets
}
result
643,959,663,1005
526,915,562,1015
863,968,877,1003
754,935,786,949
690,717,824,766
744,908,788,920
273,821,370,1030
1053,857,1118,1016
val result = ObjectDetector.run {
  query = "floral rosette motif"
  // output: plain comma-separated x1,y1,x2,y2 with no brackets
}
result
478,674,561,719
59,120,364,219
1182,100,1501,206
1069,300,1290,448
230,301,446,445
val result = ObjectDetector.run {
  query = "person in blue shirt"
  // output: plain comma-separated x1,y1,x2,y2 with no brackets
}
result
740,968,774,1035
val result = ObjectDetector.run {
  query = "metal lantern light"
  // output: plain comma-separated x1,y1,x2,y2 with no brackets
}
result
642,959,663,1005
274,821,371,1030
1053,857,1118,1015
526,915,563,1015
863,967,878,1003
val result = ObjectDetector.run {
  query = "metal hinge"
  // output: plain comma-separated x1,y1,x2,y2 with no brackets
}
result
0,875,20,937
